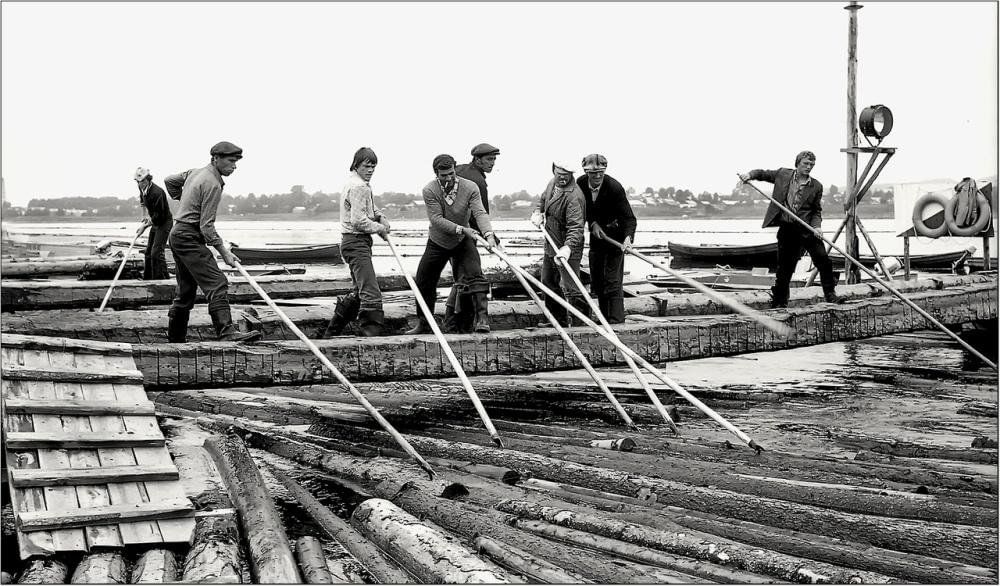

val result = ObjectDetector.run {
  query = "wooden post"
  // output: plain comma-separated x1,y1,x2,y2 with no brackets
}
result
904,235,912,280
983,234,991,270
845,1,863,284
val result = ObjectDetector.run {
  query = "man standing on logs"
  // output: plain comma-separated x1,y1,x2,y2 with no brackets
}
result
323,147,390,337
439,142,500,332
134,167,173,280
739,150,841,309
577,153,636,324
531,160,588,326
405,154,499,335
163,141,261,343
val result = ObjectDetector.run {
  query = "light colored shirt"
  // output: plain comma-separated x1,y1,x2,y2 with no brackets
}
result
164,165,225,247
340,171,382,235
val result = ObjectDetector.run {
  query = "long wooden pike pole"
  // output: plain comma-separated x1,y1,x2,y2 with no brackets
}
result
538,227,677,433
384,236,505,448
477,235,763,452
232,260,437,478
741,177,998,371
498,242,637,430
97,228,143,312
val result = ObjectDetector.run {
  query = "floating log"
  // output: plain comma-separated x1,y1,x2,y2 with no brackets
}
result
181,514,245,584
472,534,593,584
351,498,512,583
130,549,179,583
15,559,69,584
69,552,128,584
270,467,415,584
0,257,142,279
295,536,336,584
204,435,301,584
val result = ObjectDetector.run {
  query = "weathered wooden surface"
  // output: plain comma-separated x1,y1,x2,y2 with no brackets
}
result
181,514,245,584
69,552,128,584
130,549,179,583
14,559,70,584
1,256,143,279
294,536,336,584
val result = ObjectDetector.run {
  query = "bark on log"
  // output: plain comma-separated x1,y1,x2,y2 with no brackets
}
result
16,559,69,584
130,549,179,583
351,498,512,583
204,435,302,583
295,536,335,584
181,514,245,584
472,535,594,584
270,467,415,584
498,501,889,584
69,552,128,584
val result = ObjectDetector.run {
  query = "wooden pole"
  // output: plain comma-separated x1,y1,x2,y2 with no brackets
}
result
97,229,142,312
232,261,436,477
855,217,893,277
497,242,637,430
477,236,763,452
537,227,677,432
743,178,998,370
845,1,863,284
383,236,504,448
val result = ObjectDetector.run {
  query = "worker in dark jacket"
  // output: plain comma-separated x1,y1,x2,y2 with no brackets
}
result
134,167,173,280
739,150,841,308
440,142,499,332
531,160,588,326
577,153,636,323
163,141,261,343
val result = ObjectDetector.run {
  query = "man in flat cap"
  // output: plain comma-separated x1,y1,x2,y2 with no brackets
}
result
531,159,588,326
406,154,499,335
162,141,261,343
739,150,841,308
438,142,500,332
133,167,173,280
577,153,636,323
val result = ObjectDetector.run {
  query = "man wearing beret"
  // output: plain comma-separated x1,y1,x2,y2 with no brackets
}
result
440,142,500,332
406,154,500,335
162,141,261,343
133,167,173,280
577,153,636,324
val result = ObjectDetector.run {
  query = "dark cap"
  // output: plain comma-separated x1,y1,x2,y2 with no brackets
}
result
210,141,243,159
432,154,456,172
471,143,500,157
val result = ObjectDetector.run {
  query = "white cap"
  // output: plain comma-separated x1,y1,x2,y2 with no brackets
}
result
134,167,151,182
552,160,576,175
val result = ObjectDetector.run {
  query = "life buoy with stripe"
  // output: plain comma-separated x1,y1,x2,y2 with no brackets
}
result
945,192,992,236
911,193,950,238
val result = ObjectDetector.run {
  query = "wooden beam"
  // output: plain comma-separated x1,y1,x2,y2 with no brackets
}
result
17,497,194,532
9,464,179,488
0,333,133,357
1,364,144,384
2,398,156,415
5,431,165,449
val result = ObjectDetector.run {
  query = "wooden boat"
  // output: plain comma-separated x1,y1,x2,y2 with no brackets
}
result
230,243,343,264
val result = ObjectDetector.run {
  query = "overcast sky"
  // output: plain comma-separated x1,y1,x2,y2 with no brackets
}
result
2,2,997,206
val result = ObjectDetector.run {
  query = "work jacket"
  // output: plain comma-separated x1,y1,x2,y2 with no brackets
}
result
537,178,586,257
751,168,825,230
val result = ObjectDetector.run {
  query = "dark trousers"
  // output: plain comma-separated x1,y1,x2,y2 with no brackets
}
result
341,233,382,311
168,222,230,313
773,223,838,304
413,237,488,318
541,252,586,322
143,220,172,280
589,240,626,321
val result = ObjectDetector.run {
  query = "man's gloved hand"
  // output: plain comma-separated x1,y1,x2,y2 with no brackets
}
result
590,223,607,242
530,210,544,228
555,245,571,260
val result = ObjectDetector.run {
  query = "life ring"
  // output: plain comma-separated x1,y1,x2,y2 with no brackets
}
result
944,192,992,236
911,192,950,238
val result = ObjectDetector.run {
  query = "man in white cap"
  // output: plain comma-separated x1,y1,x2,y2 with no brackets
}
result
133,167,173,280
530,160,588,326
577,153,636,323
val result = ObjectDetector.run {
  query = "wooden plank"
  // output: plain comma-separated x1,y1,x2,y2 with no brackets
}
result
1,333,133,356
3,398,156,415
5,432,165,449
17,498,194,531
1,364,144,384
9,465,179,488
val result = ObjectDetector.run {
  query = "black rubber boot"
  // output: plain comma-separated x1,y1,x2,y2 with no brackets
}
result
567,296,591,327
770,286,788,309
357,309,385,337
606,296,626,324
824,290,845,304
210,307,263,342
472,292,490,333
440,305,459,334
167,308,190,343
323,294,361,338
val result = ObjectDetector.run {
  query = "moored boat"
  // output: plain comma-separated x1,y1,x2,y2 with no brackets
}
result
230,243,343,264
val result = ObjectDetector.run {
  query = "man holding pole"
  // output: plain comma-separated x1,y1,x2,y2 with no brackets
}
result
162,141,261,343
739,150,841,309
134,167,173,280
531,160,588,327
577,153,636,324
405,154,499,335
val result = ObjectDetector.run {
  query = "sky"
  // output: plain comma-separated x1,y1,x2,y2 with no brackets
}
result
1,2,997,206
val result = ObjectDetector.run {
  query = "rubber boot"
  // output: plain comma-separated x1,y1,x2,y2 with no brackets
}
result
322,295,361,338
210,307,263,342
405,318,433,335
770,286,788,309
167,308,190,343
824,290,845,304
440,305,459,334
606,296,626,324
357,309,385,337
472,292,490,334
566,296,591,327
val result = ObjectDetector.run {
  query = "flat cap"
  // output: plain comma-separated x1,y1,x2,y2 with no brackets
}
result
210,141,243,159
581,153,608,171
471,143,500,157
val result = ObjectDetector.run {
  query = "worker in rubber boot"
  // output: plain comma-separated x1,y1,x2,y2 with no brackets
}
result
323,147,390,337
406,154,499,335
577,154,635,324
439,143,500,333
133,167,173,280
739,150,840,309
531,160,588,327
162,141,261,343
